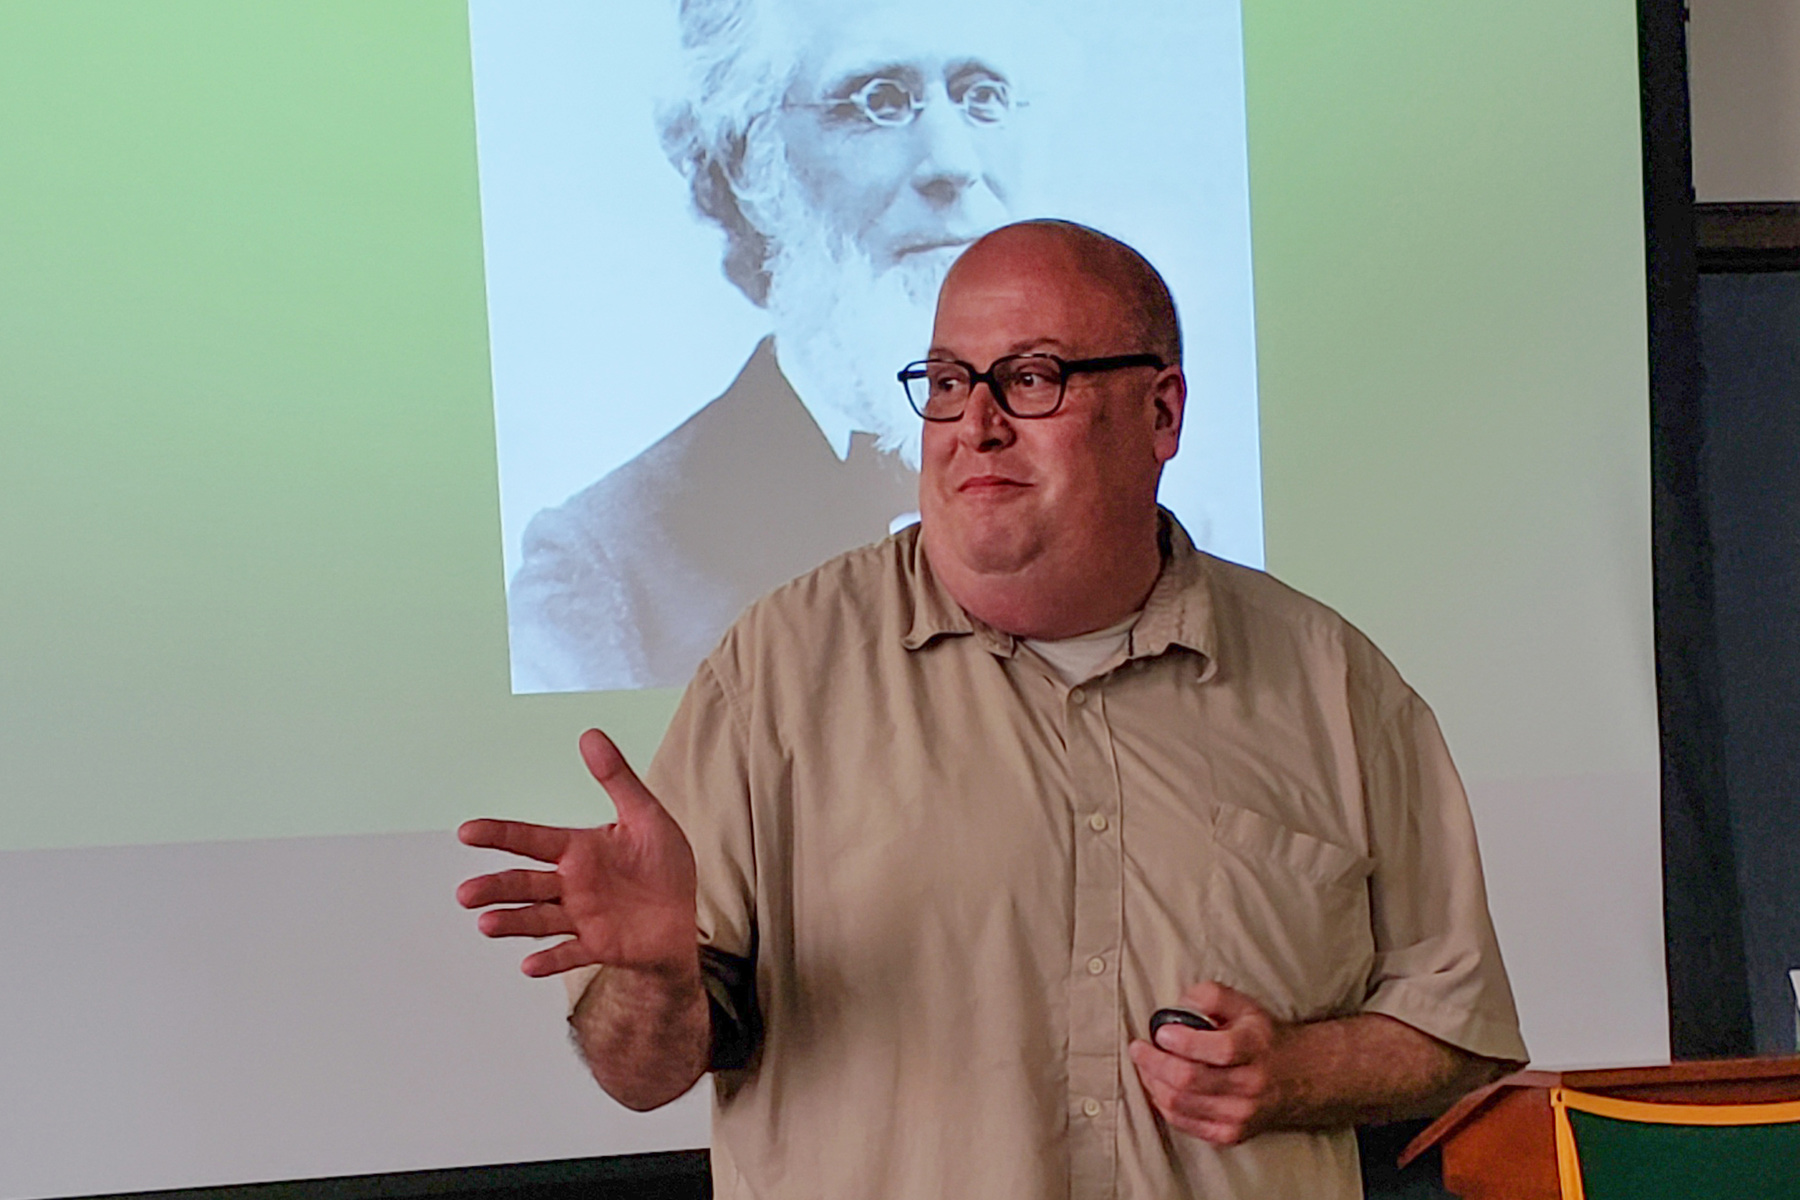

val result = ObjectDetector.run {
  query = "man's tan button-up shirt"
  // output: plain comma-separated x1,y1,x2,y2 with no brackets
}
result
584,515,1526,1199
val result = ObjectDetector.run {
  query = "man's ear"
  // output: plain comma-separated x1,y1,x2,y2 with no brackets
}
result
1150,367,1186,462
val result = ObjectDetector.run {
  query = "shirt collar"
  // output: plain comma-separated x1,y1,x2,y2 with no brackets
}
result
900,509,1219,677
900,530,1016,656
1128,510,1218,678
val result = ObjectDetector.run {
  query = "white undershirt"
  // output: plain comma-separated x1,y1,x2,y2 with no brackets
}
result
1022,612,1141,686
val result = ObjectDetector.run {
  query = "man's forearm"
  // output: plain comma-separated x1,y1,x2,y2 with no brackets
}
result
569,955,711,1111
1263,1013,1510,1131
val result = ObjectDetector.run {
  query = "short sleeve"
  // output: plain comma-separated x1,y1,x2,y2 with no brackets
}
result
645,657,758,967
1358,691,1530,1064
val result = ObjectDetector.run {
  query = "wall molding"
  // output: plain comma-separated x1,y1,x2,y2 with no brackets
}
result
1697,202,1800,272
69,1151,711,1200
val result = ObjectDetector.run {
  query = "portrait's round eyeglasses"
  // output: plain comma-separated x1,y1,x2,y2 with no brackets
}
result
789,74,1021,128
897,353,1167,422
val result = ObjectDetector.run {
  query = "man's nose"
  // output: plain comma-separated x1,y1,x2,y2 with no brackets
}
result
957,379,1015,450
910,89,984,208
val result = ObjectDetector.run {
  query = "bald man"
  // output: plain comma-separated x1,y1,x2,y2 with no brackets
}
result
460,221,1527,1199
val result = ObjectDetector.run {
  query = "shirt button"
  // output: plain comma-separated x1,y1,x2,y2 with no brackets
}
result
1086,955,1106,976
1082,1098,1103,1118
1087,812,1109,833
1069,687,1086,705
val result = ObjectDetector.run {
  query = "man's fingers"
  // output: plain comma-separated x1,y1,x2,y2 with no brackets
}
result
1134,1050,1214,1121
1132,1040,1225,1096
1130,1039,1260,1098
458,818,573,864
578,728,665,824
1150,1021,1235,1066
457,868,563,909
1179,979,1256,1025
1130,1042,1259,1143
1174,981,1273,1065
475,903,576,939
520,938,602,978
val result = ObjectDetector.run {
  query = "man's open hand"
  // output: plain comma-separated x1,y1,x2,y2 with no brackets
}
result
1128,981,1289,1145
456,729,698,979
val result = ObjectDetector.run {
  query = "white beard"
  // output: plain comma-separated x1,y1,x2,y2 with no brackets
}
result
763,222,957,472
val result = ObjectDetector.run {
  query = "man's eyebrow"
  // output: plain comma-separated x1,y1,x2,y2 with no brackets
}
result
820,62,924,96
945,58,1010,83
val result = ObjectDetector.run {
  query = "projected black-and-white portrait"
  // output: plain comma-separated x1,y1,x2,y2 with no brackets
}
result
472,0,1261,694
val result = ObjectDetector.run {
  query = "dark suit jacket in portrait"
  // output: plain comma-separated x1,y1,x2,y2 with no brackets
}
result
507,338,920,691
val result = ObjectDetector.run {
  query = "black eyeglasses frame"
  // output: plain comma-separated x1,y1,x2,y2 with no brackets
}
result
896,352,1168,422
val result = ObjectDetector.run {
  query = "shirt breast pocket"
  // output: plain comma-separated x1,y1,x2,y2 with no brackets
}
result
1205,803,1376,1021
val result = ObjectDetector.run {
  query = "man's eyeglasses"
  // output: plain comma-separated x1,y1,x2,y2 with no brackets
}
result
789,74,1020,128
897,353,1167,422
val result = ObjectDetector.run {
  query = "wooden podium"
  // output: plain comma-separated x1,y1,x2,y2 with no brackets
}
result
1399,1057,1800,1199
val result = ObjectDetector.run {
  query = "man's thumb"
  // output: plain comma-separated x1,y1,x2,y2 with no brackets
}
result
578,728,663,823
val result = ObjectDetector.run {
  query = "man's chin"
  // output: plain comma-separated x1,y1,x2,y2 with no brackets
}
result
923,510,1047,579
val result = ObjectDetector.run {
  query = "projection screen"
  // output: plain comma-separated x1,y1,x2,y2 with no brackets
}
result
0,1,1660,1196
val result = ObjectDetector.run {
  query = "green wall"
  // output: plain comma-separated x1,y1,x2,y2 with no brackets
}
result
0,0,1654,850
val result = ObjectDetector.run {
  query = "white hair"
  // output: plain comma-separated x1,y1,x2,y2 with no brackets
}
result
656,0,803,306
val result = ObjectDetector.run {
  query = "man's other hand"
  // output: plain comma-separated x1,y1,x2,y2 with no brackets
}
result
457,729,698,980
1128,981,1285,1145
1129,980,1513,1146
